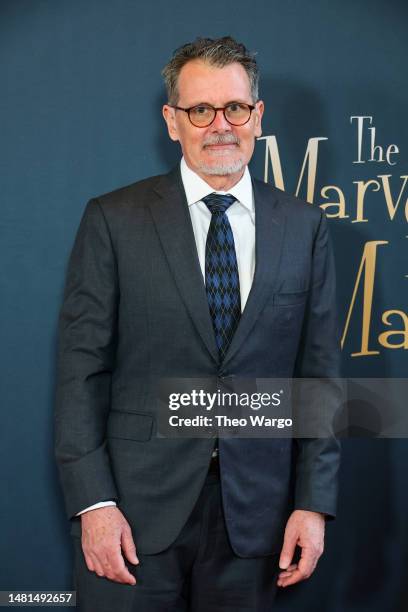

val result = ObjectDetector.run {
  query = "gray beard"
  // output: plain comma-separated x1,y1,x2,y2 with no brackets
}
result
198,158,245,176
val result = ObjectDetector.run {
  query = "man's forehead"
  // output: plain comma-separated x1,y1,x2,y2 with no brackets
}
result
177,60,252,103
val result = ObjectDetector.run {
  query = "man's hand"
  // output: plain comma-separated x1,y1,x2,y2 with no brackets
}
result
80,506,139,585
277,510,325,588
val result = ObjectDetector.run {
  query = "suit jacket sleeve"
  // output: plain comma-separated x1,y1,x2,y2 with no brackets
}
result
292,209,342,519
54,198,119,519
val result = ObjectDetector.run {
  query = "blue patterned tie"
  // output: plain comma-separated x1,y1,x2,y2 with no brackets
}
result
202,193,241,360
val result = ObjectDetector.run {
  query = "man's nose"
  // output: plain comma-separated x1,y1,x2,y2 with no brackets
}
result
210,109,232,131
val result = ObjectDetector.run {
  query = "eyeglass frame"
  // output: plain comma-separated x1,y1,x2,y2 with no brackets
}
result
168,101,257,127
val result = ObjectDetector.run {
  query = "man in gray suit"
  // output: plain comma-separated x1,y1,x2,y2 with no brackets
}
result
55,36,341,611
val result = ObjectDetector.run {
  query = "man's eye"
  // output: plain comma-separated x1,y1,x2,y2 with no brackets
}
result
193,106,211,115
228,103,243,113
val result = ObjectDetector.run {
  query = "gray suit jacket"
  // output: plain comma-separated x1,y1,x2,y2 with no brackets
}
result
54,164,341,557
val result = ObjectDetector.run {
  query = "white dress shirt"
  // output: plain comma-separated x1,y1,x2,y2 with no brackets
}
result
180,156,255,311
76,157,256,515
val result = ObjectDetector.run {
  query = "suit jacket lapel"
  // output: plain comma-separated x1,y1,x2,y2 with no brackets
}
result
221,178,287,369
149,165,220,365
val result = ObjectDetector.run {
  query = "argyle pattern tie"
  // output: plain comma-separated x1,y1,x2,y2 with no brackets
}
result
202,193,241,360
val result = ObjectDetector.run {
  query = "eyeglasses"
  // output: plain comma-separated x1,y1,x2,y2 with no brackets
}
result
169,102,256,127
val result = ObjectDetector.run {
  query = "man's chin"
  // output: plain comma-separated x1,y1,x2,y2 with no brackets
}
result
198,159,245,176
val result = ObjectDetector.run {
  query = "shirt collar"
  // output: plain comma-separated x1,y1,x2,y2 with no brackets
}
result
179,156,254,214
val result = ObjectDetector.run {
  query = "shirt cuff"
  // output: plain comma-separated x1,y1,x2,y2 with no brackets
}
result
75,501,117,516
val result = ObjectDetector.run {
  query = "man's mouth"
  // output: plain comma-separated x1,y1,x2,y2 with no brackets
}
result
203,135,240,150
204,143,238,150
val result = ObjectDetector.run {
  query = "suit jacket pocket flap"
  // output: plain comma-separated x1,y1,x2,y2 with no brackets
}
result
107,411,154,441
273,289,309,306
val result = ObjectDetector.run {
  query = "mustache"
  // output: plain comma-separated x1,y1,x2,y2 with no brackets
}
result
203,134,240,147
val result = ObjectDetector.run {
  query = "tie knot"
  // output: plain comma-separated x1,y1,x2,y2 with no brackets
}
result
202,193,237,215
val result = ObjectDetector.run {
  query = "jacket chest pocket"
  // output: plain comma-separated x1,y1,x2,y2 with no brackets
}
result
273,289,309,307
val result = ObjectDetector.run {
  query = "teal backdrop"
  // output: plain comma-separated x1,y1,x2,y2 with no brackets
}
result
1,1,407,610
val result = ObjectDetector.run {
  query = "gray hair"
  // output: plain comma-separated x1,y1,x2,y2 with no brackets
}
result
161,36,259,105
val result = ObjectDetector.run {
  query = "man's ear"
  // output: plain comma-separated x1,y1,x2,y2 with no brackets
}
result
254,100,264,138
162,105,179,142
